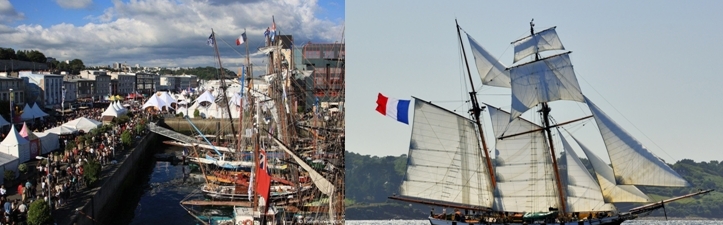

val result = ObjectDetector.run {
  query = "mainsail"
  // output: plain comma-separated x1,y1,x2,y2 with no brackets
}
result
570,135,650,203
559,132,615,212
466,33,510,88
508,52,585,121
400,98,494,208
486,105,558,213
512,27,565,63
585,96,689,187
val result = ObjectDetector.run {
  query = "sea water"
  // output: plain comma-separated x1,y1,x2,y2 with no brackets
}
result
345,220,722,225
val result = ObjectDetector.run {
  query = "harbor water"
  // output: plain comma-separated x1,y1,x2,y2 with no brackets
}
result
101,145,202,224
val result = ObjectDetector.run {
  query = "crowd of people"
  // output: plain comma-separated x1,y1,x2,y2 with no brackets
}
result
1,101,151,224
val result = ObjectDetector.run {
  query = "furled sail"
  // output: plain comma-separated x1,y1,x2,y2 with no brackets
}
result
512,27,565,63
571,135,650,203
466,34,511,88
487,105,558,212
401,98,494,208
585,96,689,187
508,52,584,121
559,132,615,212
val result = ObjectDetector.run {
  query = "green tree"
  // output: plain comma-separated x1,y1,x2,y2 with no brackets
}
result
69,58,85,74
27,199,53,225
121,130,132,146
4,170,15,182
193,108,200,117
26,50,46,63
0,48,16,60
16,50,28,61
83,158,101,186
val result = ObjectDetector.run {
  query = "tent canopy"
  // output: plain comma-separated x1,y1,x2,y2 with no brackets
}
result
46,126,77,135
62,117,102,132
30,103,49,117
142,95,168,111
196,91,215,104
102,104,121,117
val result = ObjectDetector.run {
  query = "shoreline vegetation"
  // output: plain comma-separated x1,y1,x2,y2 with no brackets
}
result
345,151,723,220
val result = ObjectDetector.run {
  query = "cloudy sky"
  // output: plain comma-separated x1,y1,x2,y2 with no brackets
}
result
0,0,344,74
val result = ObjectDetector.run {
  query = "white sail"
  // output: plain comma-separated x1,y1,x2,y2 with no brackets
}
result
571,135,650,203
512,27,565,63
487,105,558,212
508,52,584,120
467,34,511,88
401,98,494,208
559,133,615,212
585,96,689,187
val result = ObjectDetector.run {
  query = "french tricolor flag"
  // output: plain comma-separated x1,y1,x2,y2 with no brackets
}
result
376,93,410,124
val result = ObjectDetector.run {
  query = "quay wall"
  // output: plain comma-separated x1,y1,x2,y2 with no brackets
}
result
71,132,160,225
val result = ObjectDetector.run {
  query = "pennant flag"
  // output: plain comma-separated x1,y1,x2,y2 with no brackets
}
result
264,27,270,38
271,16,276,33
256,149,272,214
376,93,410,124
236,32,247,46
207,33,215,47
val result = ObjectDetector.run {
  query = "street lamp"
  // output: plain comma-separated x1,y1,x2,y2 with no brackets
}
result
35,155,52,215
8,88,12,122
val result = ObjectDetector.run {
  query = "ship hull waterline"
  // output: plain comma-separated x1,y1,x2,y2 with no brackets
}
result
428,216,627,225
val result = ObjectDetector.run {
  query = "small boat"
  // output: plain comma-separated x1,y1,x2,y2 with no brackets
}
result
201,183,305,201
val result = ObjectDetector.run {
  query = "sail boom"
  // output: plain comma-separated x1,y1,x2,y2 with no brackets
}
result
389,196,491,211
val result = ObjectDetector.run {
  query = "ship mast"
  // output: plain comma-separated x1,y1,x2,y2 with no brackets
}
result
529,19,567,215
455,19,497,189
211,29,237,137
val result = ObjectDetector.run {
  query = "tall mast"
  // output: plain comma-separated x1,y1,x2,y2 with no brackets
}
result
455,19,496,188
211,29,237,136
529,19,567,215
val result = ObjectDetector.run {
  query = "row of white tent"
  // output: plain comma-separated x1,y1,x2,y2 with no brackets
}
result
102,101,129,117
0,103,51,128
142,91,179,111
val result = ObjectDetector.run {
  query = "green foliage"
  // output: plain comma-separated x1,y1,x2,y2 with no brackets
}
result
121,130,132,146
4,170,15,181
115,115,130,124
135,123,146,134
158,66,236,80
83,158,101,186
193,108,200,117
0,48,17,59
65,141,76,151
345,151,406,203
18,163,27,173
27,199,52,225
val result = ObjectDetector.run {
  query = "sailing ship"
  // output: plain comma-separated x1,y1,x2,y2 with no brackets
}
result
388,19,712,225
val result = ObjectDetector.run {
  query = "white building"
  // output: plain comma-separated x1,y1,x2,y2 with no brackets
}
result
62,81,78,103
19,71,64,108
109,72,136,95
80,70,112,99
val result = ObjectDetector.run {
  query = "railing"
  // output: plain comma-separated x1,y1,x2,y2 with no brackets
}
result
147,122,201,144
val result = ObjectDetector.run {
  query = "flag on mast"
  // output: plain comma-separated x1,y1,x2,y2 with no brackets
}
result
236,32,247,46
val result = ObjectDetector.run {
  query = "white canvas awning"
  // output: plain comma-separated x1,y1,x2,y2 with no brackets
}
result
46,126,78,135
62,117,102,132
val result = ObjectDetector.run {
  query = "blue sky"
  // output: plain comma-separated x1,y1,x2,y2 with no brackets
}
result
347,0,723,163
0,0,344,72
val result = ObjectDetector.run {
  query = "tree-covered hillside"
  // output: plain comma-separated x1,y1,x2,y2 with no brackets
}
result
345,150,723,219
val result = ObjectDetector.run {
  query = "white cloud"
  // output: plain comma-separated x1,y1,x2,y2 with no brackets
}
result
0,0,24,22
54,0,94,9
1,0,343,75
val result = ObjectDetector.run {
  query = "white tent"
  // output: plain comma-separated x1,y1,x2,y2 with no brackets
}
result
159,91,177,106
0,125,30,163
20,103,36,121
62,117,102,132
196,90,215,104
142,94,168,111
115,101,127,113
102,103,121,117
36,132,59,154
30,103,49,117
46,126,77,135
0,152,18,185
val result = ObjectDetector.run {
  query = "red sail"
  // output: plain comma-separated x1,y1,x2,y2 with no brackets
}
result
256,149,271,213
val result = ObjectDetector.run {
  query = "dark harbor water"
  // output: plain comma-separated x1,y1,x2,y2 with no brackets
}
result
102,146,203,225
347,220,723,225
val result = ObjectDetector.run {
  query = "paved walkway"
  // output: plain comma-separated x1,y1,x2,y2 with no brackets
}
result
5,135,146,225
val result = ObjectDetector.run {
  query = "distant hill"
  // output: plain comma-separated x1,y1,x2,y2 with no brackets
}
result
345,151,723,220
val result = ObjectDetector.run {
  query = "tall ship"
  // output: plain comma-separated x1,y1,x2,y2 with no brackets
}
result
176,20,345,225
387,20,712,225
